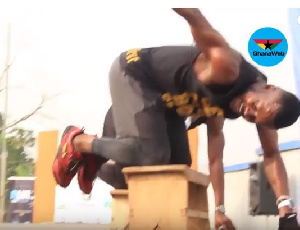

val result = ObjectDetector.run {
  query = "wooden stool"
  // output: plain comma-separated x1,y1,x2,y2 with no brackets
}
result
122,165,210,230
110,189,129,230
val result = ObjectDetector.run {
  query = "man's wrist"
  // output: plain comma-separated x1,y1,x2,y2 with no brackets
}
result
174,8,201,25
215,205,226,214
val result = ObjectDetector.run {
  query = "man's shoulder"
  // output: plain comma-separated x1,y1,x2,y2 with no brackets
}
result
256,72,268,83
238,55,268,83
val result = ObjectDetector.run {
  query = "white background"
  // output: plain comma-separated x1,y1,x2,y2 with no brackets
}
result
0,2,298,168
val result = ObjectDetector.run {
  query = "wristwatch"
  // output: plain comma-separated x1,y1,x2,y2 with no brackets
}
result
215,205,226,214
278,199,295,210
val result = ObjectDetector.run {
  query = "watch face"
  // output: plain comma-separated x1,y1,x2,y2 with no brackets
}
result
216,205,225,213
220,206,225,213
290,199,295,208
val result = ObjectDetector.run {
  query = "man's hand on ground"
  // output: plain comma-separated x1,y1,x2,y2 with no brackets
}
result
279,213,300,230
215,212,235,230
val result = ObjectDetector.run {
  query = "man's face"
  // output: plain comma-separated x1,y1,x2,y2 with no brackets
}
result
230,85,282,126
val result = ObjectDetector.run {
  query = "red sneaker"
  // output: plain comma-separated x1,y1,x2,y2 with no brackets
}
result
52,126,84,187
78,154,107,194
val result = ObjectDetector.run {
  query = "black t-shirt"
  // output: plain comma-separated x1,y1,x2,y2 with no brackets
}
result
119,46,266,128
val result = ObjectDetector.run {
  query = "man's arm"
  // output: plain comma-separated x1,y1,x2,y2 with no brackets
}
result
256,125,293,216
173,8,240,82
207,117,235,229
173,8,228,55
207,117,225,207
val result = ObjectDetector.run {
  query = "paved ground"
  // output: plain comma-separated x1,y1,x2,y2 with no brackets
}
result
0,223,110,229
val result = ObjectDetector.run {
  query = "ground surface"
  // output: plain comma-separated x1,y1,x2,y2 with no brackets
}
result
0,223,110,229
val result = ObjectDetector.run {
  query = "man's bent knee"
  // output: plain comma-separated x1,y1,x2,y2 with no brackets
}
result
139,140,171,166
91,137,171,167
91,137,143,166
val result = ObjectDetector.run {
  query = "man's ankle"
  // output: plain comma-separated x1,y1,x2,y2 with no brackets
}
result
73,134,94,153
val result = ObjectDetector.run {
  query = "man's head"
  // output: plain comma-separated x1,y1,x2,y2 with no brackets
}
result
230,84,300,129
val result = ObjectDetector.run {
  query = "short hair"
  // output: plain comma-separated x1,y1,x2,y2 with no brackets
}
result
273,91,300,129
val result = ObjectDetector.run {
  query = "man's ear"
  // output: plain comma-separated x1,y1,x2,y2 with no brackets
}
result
264,84,276,91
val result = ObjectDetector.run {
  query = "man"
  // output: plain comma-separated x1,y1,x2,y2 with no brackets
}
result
52,8,300,229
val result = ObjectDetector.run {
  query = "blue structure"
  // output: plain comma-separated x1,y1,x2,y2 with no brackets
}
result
288,8,300,98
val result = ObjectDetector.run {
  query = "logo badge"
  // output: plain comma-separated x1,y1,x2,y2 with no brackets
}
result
248,27,288,67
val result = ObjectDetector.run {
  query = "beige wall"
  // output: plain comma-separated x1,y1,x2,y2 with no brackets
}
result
33,131,59,223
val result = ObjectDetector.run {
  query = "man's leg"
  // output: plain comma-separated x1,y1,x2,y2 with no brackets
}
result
97,111,191,190
98,161,127,189
78,107,118,190
52,57,171,193
166,112,191,166
97,107,127,189
102,106,116,137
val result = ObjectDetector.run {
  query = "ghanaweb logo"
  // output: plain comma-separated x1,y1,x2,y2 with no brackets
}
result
248,27,288,67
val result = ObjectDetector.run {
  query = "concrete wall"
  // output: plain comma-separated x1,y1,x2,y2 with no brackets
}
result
206,147,300,229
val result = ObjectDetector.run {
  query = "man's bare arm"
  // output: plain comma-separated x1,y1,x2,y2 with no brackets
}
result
256,125,292,216
173,8,240,83
207,117,235,229
173,8,229,55
207,117,225,207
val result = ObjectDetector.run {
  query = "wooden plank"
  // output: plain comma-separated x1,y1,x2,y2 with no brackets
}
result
185,169,210,187
185,209,209,219
188,183,209,214
187,217,210,230
122,165,210,187
110,189,128,196
122,164,188,174
188,127,199,171
110,190,129,230
128,173,188,229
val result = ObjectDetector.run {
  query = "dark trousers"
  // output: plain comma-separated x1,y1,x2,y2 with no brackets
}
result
93,57,192,188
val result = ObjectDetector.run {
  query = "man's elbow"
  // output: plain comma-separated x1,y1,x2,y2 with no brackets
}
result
208,153,223,166
263,150,280,159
